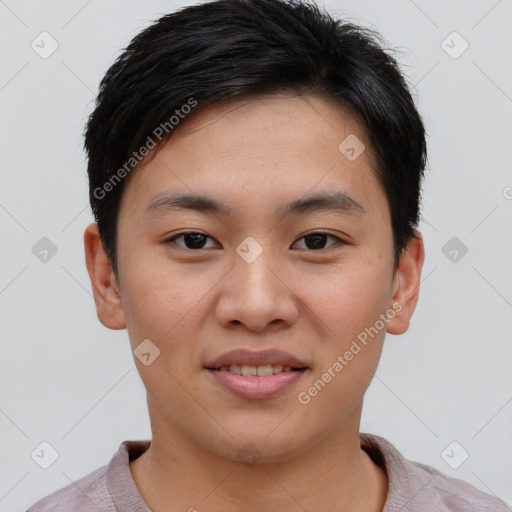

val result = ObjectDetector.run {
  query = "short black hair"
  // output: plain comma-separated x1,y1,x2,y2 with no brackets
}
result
84,0,427,274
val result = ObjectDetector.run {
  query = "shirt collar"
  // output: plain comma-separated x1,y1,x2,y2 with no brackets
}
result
106,433,438,511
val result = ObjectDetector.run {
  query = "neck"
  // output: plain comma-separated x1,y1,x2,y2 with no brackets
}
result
130,401,388,511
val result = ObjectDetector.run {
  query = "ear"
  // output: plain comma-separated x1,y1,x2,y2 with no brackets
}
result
84,222,126,330
386,230,425,335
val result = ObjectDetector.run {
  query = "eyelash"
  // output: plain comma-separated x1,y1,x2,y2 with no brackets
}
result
164,230,345,252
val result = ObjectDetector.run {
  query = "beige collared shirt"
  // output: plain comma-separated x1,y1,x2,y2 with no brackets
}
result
27,432,511,511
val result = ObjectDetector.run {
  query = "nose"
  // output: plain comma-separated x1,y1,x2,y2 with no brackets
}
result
214,245,300,332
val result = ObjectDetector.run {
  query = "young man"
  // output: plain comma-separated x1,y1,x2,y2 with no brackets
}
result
28,0,511,510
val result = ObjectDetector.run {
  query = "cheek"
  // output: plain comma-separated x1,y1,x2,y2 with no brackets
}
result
296,256,392,402
298,260,392,335
296,281,389,424
119,250,215,341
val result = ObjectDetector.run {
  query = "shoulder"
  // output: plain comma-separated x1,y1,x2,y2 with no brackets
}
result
360,433,512,512
25,464,113,512
406,459,511,511
26,440,150,512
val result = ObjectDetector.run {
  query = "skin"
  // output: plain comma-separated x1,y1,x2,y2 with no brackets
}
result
84,92,424,512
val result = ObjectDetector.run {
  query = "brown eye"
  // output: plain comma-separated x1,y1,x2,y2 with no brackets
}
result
293,231,343,251
166,232,218,250
165,230,344,252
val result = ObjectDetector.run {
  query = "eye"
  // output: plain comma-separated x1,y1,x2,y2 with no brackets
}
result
165,230,344,251
292,231,344,251
165,231,218,250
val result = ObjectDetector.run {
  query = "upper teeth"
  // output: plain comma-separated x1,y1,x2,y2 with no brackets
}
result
219,364,292,376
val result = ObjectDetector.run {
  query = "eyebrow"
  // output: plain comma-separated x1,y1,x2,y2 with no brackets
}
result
145,191,364,218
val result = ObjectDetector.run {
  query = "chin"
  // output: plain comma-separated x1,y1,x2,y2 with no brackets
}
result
205,429,311,465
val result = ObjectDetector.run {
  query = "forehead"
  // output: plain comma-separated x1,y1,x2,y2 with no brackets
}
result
119,93,384,218
170,93,370,156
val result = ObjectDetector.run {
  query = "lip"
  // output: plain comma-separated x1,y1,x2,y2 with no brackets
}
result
204,349,308,369
207,368,308,399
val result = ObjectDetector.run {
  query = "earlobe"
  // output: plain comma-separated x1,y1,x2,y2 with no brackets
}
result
84,223,126,330
386,230,425,335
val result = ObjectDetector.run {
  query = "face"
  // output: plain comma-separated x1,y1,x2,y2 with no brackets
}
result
85,93,423,463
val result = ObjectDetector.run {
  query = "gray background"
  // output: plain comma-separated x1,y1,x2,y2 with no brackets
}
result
1,0,511,510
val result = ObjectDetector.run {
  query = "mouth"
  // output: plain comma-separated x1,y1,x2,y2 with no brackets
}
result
204,348,309,371
206,367,308,400
204,349,309,399
207,364,308,375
